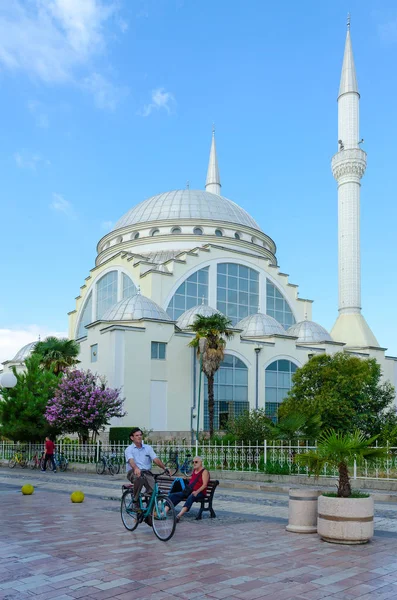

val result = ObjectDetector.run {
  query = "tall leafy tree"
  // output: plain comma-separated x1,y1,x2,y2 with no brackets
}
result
279,352,395,437
0,355,59,442
189,314,234,437
45,369,126,443
32,336,80,375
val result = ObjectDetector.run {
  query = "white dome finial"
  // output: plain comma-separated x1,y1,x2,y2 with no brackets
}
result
205,126,221,195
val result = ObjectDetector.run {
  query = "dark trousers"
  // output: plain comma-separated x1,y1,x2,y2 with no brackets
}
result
127,470,155,503
168,491,205,511
43,454,56,471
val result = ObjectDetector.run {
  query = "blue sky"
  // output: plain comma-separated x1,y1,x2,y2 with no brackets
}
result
1,0,397,363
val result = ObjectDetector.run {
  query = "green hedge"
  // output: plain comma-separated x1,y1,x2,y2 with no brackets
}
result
109,427,133,444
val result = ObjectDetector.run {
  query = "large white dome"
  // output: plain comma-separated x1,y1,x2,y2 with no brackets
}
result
236,313,286,337
176,304,220,330
113,189,261,232
101,294,172,322
287,320,333,343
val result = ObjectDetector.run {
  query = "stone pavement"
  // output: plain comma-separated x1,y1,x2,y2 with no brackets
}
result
1,468,397,599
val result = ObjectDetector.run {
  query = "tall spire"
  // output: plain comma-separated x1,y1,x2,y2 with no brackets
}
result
205,125,221,196
338,15,359,98
331,18,379,348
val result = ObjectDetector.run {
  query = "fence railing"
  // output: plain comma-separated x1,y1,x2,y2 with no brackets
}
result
1,439,397,480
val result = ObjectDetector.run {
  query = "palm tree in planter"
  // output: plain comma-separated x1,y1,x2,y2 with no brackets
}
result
296,429,387,544
189,314,234,437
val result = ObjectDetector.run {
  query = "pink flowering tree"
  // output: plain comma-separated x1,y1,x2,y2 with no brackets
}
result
45,370,126,443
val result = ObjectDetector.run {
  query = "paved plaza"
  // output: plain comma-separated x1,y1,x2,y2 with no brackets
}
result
1,469,397,599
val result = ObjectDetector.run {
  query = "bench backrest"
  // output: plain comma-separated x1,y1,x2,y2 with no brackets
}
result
157,476,218,500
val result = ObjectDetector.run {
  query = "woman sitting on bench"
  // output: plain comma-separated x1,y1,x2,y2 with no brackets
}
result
168,456,209,522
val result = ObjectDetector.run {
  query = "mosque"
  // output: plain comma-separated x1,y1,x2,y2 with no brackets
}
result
4,25,397,437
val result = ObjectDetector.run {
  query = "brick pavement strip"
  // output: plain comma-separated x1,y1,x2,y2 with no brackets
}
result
1,474,397,599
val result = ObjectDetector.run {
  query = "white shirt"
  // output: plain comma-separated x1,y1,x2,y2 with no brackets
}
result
125,442,157,473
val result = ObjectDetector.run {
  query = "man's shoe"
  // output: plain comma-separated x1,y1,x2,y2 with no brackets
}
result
53,470,57,473
40,470,45,472
144,515,153,527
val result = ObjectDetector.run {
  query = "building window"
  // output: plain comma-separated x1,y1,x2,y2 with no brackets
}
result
133,232,140,240
215,229,223,237
76,292,92,339
204,355,248,430
217,263,259,325
151,341,166,360
122,273,137,299
166,267,209,320
266,280,296,329
234,232,241,240
171,227,181,234
96,271,118,319
265,359,298,422
151,228,160,236
193,227,203,235
91,344,98,362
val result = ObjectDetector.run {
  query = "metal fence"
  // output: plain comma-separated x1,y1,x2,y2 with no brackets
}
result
1,439,397,480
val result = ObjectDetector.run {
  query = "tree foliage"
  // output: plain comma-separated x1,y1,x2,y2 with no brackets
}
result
32,336,80,375
45,369,126,442
225,409,322,443
278,353,395,437
188,314,234,437
0,355,59,442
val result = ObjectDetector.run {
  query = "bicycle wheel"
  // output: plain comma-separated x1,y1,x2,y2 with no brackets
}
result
112,460,120,475
108,462,117,476
8,458,16,468
59,457,68,472
20,458,28,468
120,490,139,531
182,459,193,476
28,458,36,469
96,460,105,475
165,460,178,476
151,495,176,542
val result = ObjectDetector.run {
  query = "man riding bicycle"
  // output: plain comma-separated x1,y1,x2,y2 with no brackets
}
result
125,427,170,511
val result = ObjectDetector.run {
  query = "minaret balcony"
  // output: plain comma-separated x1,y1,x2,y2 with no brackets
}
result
331,148,367,181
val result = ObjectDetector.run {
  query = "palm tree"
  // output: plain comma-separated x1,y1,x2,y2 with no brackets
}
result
33,336,80,376
295,429,387,497
189,314,234,437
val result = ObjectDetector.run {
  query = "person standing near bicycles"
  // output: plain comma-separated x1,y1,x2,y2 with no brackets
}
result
41,436,56,473
125,427,169,510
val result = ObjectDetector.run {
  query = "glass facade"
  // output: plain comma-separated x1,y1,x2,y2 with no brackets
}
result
166,267,209,320
96,271,118,319
204,355,249,430
265,359,298,422
76,292,92,339
266,280,295,329
151,341,166,359
122,273,137,299
217,263,259,325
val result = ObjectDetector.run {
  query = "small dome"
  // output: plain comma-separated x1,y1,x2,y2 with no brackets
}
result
287,320,333,343
12,341,37,362
113,189,261,232
101,294,172,322
176,304,220,330
236,313,286,337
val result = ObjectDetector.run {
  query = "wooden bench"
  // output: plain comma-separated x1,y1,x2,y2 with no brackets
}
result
122,476,219,520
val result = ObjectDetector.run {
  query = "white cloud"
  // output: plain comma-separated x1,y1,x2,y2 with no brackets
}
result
0,0,127,109
83,72,128,111
14,151,50,170
101,220,114,230
141,87,176,117
0,326,67,366
50,193,75,218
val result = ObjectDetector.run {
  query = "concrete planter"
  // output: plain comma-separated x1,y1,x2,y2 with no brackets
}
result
317,494,374,544
286,488,320,534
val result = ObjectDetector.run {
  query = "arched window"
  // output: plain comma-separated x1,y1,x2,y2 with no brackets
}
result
217,263,259,325
215,229,223,237
76,292,92,339
151,228,160,236
96,271,118,319
266,280,296,329
122,273,137,299
234,232,241,240
204,355,248,430
193,227,203,235
166,267,209,320
265,359,298,422
171,227,181,234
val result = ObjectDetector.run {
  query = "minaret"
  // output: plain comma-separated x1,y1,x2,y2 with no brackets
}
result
205,126,221,195
331,18,379,347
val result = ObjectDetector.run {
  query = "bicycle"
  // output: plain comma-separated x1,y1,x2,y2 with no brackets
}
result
120,470,176,542
28,452,43,469
166,450,193,476
40,451,68,472
8,449,27,468
96,452,120,475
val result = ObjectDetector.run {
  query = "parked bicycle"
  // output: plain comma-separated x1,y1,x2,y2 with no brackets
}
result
96,452,120,475
28,452,43,469
121,469,176,541
9,449,27,468
40,451,68,472
166,450,193,476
